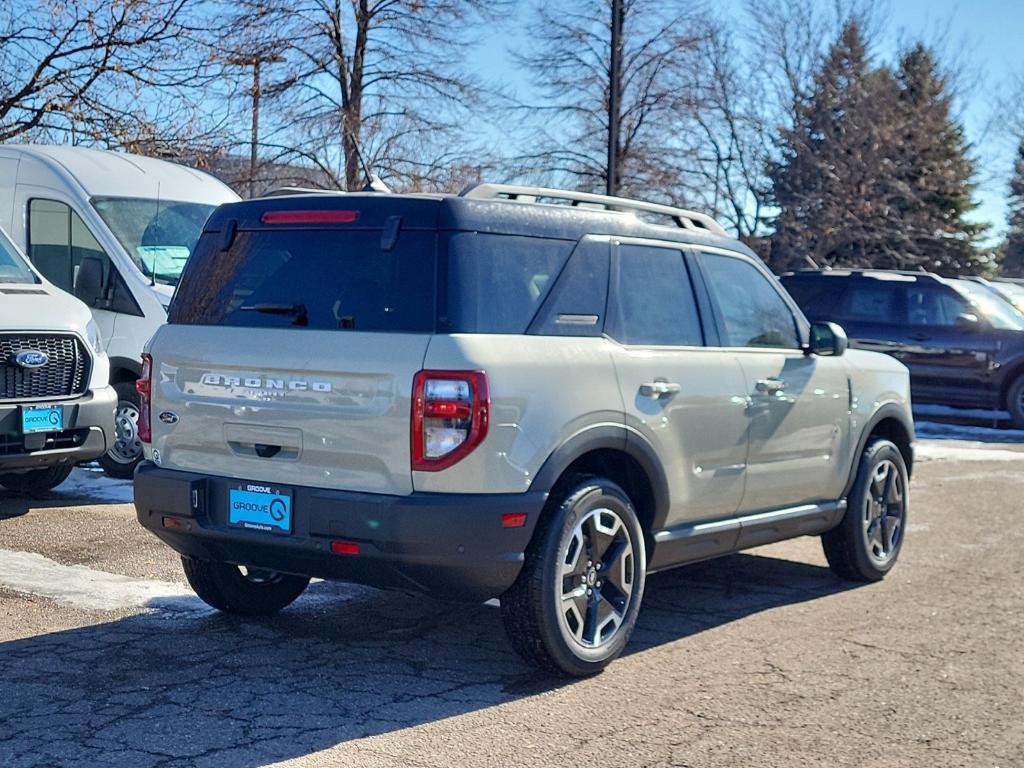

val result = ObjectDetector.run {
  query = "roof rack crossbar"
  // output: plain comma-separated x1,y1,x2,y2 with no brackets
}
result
459,183,727,236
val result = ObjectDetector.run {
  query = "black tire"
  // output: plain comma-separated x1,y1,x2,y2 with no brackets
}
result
501,477,646,677
181,556,310,616
1006,375,1024,429
0,464,74,495
822,438,908,581
98,381,144,480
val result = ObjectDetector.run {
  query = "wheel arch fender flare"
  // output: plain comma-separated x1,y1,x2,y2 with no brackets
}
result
845,403,915,497
528,423,672,531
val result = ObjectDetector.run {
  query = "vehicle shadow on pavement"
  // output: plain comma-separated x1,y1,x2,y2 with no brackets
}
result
0,471,133,518
0,552,855,768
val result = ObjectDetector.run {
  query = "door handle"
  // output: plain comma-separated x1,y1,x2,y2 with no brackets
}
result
639,380,681,398
910,333,931,342
755,378,785,394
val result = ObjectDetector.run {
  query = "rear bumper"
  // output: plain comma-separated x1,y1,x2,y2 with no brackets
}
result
134,463,548,602
0,386,116,471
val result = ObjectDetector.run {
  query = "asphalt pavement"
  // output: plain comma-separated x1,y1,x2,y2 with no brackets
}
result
1,430,1022,768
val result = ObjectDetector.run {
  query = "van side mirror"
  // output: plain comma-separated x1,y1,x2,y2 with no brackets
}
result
74,256,106,308
808,321,848,357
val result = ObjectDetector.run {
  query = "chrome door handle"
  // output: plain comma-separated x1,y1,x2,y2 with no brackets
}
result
639,380,681,398
755,378,785,394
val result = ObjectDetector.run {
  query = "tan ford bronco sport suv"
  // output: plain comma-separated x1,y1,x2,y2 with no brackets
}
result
134,185,913,676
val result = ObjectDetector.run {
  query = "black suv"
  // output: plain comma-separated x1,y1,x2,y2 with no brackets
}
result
781,270,1024,425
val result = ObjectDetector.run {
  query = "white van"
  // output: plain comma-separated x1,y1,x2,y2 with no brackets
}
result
0,145,239,477
0,224,115,494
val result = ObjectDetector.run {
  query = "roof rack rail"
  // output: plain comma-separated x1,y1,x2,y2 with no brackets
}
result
459,183,728,236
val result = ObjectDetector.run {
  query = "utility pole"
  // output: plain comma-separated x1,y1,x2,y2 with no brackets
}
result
226,50,283,198
607,0,624,197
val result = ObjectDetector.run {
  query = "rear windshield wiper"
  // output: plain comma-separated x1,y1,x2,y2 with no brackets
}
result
239,303,308,326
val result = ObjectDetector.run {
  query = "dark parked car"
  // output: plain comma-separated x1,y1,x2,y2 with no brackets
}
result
781,269,1024,426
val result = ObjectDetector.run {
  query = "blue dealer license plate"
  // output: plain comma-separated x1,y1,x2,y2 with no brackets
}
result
21,405,63,434
228,483,293,534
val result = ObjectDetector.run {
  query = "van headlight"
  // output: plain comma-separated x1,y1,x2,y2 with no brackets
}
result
85,320,103,353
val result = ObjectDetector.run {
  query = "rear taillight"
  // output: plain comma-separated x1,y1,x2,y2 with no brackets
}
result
411,371,489,471
136,353,153,444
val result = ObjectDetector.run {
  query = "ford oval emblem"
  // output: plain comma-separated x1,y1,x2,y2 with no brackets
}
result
13,350,49,368
158,411,179,425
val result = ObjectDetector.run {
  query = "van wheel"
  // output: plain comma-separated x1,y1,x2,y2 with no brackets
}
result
822,438,908,581
501,477,646,677
98,382,144,480
181,556,310,616
0,464,74,495
1006,375,1024,429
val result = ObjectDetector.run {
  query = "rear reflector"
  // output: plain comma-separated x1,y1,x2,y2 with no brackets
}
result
501,513,528,528
162,516,186,530
261,210,359,225
330,541,360,556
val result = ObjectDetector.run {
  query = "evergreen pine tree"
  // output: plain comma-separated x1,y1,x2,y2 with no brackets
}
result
893,45,987,275
1003,141,1024,276
768,22,903,271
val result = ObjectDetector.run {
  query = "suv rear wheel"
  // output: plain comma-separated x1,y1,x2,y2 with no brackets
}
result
0,464,74,495
501,477,646,677
181,556,310,615
822,438,908,581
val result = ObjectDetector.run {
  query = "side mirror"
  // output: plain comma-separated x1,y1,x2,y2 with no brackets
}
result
955,312,981,331
808,321,848,357
74,256,106,308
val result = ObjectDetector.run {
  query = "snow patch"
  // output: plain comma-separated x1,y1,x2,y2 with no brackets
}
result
53,464,134,504
0,548,202,612
914,441,1024,462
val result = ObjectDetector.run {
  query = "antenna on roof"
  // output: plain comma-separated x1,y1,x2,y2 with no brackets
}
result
345,123,392,193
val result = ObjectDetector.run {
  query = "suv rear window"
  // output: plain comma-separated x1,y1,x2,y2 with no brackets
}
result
170,229,436,332
171,227,576,335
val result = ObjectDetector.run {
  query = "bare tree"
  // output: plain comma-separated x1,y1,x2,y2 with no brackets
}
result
507,0,712,204
0,0,219,148
216,0,503,192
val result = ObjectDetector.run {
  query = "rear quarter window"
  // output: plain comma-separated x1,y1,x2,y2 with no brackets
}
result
440,233,573,334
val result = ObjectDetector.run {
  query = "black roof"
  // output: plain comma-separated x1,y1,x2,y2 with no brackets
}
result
202,192,753,257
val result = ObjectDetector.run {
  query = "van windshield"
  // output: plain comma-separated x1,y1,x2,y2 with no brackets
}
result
0,229,38,284
92,197,217,285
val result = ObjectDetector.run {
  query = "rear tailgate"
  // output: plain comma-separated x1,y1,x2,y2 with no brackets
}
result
148,326,427,495
150,197,440,495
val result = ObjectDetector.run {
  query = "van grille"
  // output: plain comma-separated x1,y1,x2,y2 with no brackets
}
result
0,334,90,401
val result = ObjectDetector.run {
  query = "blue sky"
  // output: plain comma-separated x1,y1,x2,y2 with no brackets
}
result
469,1,1023,240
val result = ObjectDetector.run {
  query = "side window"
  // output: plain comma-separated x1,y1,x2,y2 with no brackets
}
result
842,282,900,323
780,278,847,322
699,252,801,349
27,199,111,292
606,245,703,346
905,285,970,327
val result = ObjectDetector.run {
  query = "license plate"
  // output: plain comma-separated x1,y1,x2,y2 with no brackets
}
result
228,483,293,534
21,405,63,434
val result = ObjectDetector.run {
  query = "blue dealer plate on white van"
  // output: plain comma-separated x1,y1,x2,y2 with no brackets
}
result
21,405,63,434
228,483,293,534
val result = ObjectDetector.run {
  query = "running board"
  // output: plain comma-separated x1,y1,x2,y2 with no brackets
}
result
648,500,847,572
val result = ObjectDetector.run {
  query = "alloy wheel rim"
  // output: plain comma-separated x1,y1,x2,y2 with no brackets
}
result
862,458,905,565
557,506,636,650
109,401,142,464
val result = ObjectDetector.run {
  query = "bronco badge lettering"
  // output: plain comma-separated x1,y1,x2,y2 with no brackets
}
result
199,372,332,393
